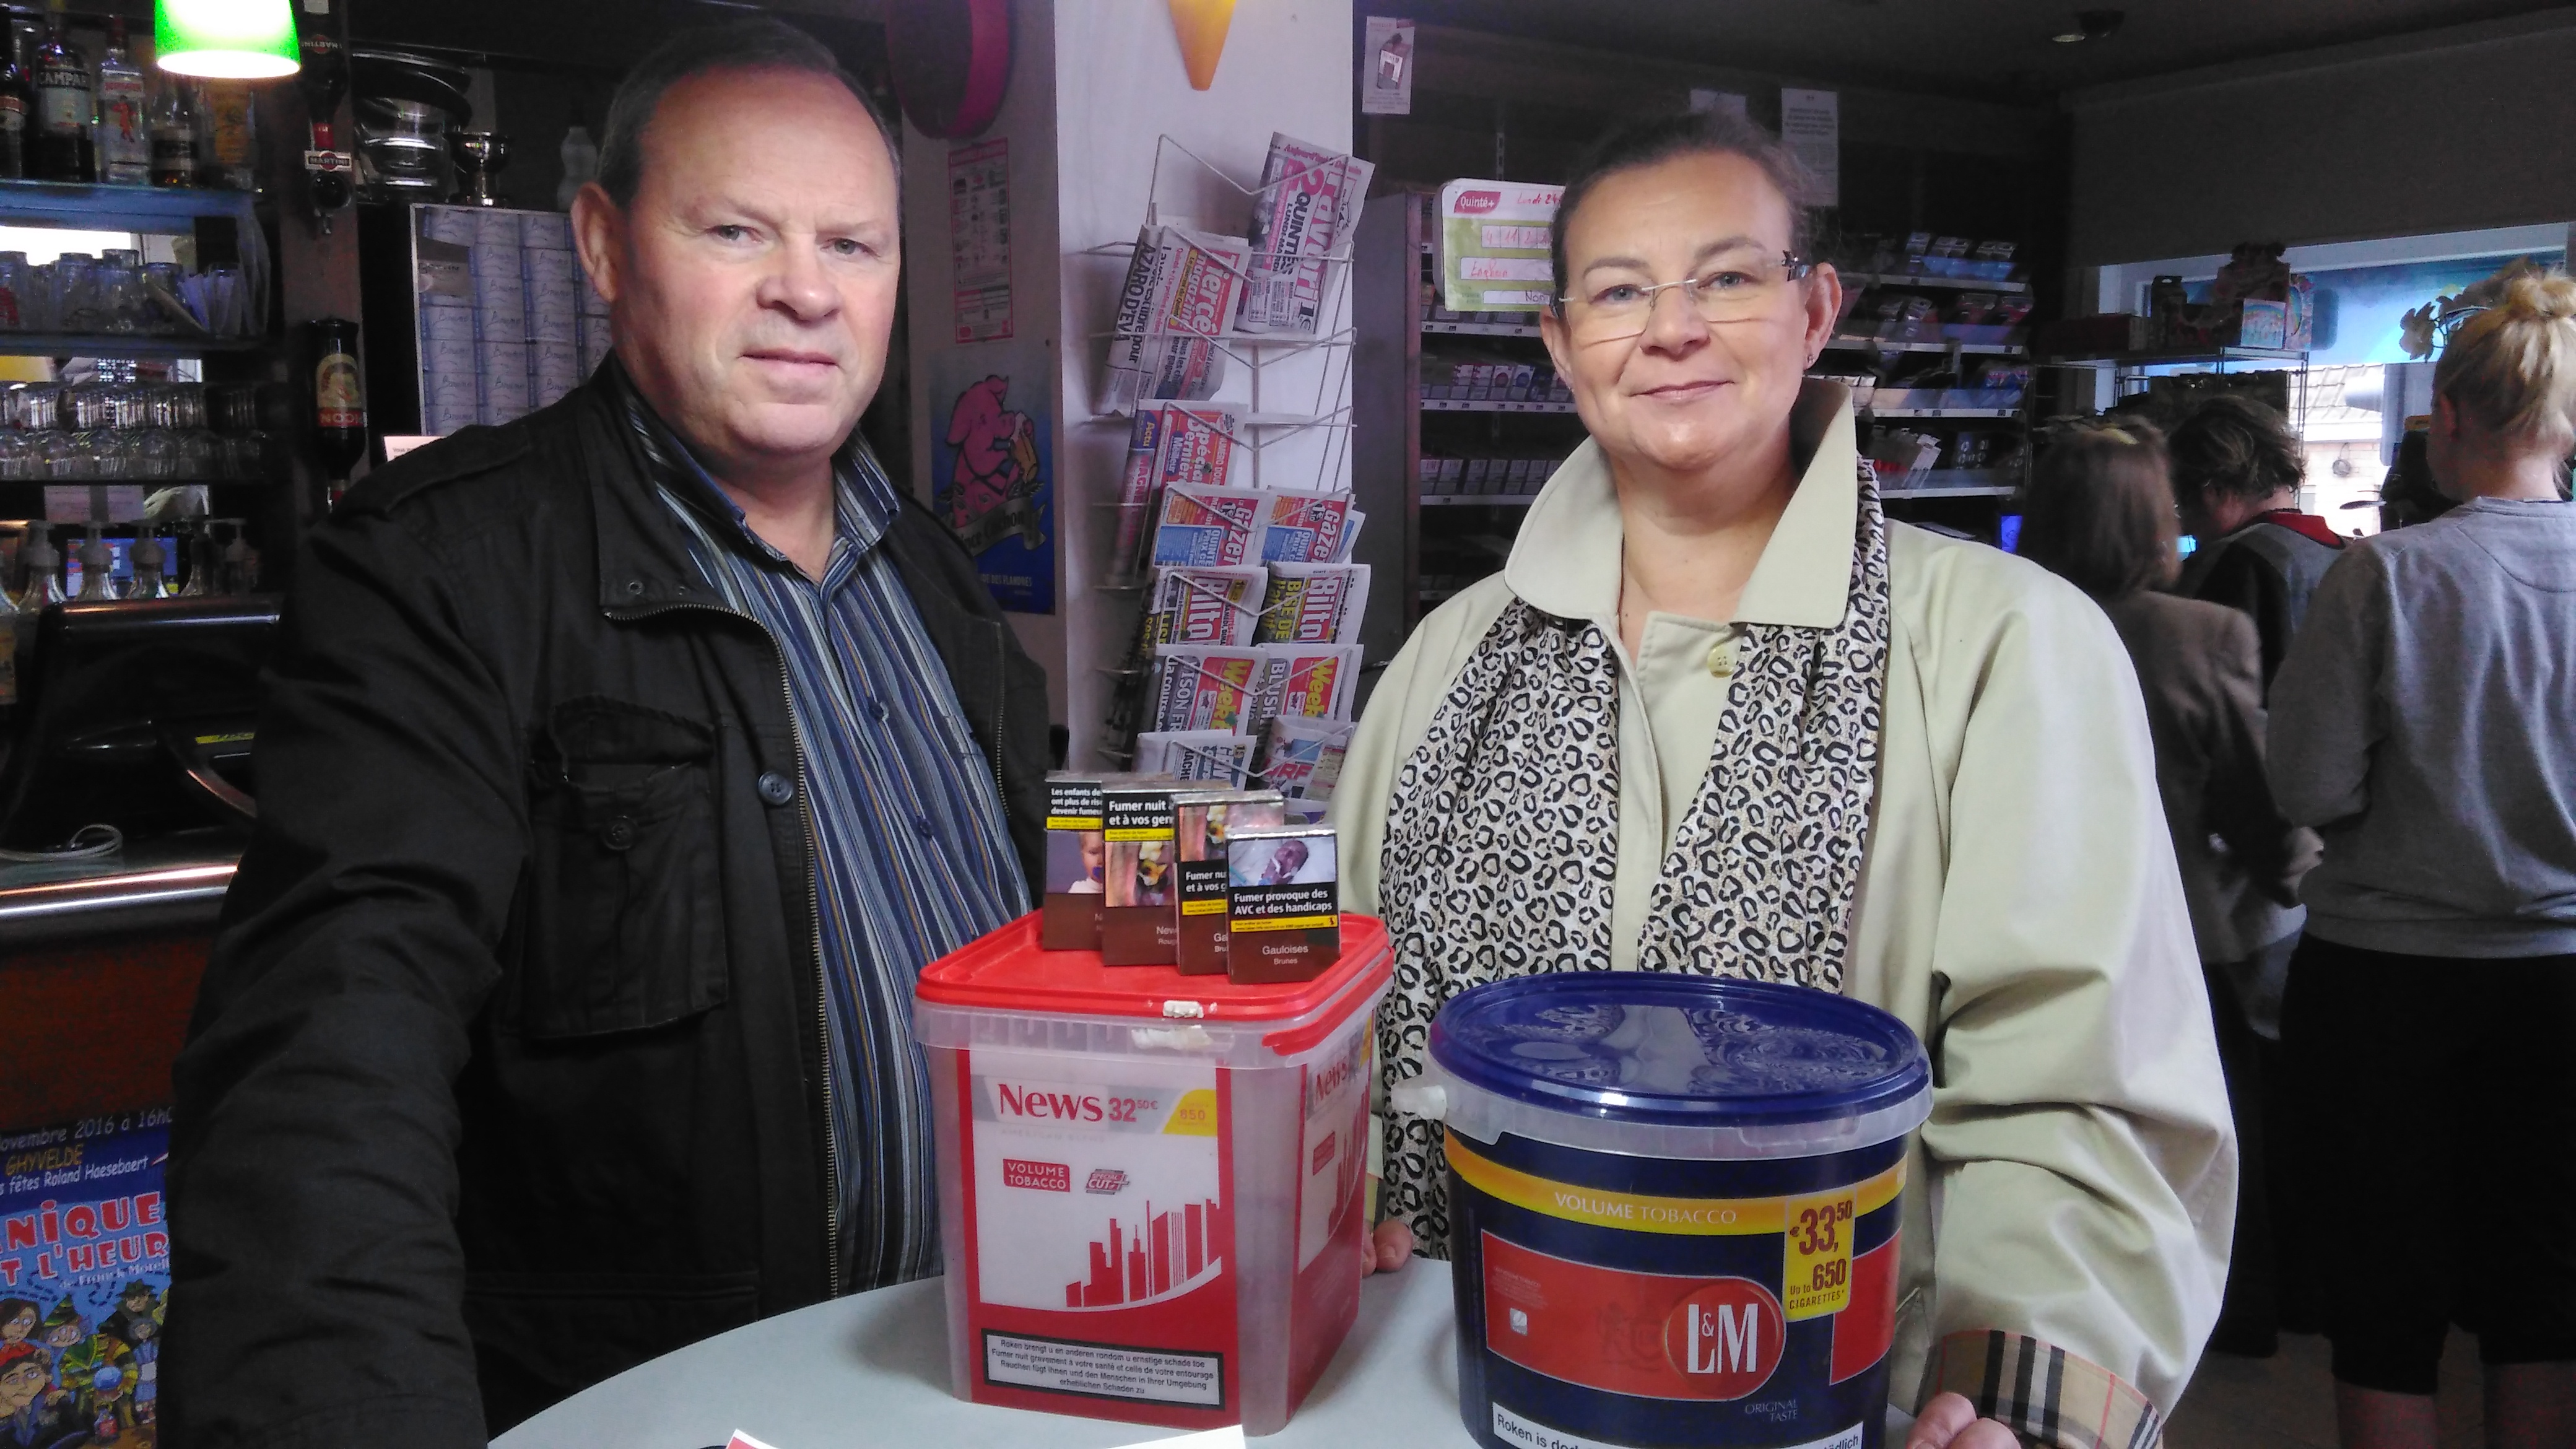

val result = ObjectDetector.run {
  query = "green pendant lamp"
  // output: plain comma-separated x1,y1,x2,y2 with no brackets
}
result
154,0,301,79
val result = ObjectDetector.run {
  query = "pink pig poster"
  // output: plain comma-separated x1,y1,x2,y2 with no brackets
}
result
928,349,1055,614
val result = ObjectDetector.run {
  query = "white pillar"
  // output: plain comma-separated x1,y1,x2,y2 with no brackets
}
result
904,0,1355,768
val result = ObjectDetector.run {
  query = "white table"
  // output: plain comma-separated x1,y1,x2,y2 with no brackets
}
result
495,1260,1476,1449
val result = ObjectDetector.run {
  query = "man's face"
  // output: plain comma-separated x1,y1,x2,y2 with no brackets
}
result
0,1359,44,1414
40,1324,74,1350
574,66,900,484
1541,151,1836,483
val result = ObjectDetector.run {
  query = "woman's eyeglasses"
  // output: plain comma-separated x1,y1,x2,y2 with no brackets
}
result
1554,251,1815,345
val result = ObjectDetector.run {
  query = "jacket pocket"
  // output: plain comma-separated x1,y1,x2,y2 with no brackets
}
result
520,695,729,1039
464,1268,762,1430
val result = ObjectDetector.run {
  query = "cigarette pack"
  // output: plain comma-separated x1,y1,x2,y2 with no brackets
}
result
1227,825,1341,983
1042,771,1175,950
1101,785,1181,965
1173,788,1289,975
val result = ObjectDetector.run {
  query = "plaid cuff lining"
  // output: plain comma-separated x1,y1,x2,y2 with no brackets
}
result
1931,1329,2165,1449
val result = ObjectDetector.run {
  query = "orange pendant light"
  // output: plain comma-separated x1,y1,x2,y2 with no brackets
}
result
1167,0,1235,91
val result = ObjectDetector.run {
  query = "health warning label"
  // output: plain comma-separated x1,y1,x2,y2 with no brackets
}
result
982,1330,1224,1406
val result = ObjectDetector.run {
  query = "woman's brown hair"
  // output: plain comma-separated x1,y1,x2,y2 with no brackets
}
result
2021,423,2181,599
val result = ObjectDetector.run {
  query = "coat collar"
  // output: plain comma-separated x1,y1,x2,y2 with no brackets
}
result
1503,378,1860,630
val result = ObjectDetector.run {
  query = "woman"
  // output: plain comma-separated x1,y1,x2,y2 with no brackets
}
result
2021,424,2315,1360
2169,394,2346,690
1334,110,2233,1449
2269,268,2576,1449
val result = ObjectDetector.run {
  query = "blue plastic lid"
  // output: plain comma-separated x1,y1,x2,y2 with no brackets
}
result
1428,974,1931,1131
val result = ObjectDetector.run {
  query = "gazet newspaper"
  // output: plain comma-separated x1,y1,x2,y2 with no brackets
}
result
1238,134,1375,335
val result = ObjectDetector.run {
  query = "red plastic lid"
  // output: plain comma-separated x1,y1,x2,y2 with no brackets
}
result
916,911,1391,1029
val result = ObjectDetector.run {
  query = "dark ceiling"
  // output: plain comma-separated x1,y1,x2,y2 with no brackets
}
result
1399,0,2576,99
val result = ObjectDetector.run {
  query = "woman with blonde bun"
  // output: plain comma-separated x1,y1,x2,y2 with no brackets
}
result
2269,267,2576,1449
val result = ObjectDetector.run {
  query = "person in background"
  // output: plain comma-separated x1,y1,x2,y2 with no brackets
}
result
163,17,1051,1445
2269,268,2576,1449
1333,110,2232,1449
2170,394,2344,688
2020,421,2315,1362
2374,429,2456,532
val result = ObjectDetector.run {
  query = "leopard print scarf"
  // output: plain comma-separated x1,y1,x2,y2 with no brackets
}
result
1375,459,1894,1253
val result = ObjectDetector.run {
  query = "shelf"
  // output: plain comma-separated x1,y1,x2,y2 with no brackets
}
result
0,475,274,487
0,333,264,360
1420,494,1537,507
1422,318,1543,337
1824,336,2027,357
1421,398,1577,414
0,178,261,230
1842,271,2029,294
1868,406,2019,419
2039,346,2309,368
1882,475,2021,498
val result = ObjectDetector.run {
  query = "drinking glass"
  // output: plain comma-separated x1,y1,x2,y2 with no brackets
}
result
97,256,145,335
23,263,54,331
141,262,185,334
54,255,100,333
0,253,30,331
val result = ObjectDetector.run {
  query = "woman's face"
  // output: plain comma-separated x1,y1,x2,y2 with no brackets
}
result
0,1311,28,1344
1542,150,1837,485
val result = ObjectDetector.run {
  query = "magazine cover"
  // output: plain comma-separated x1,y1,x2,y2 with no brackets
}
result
1237,134,1373,336
1256,716,1357,803
1139,567,1266,653
1151,646,1265,734
1256,491,1355,566
2,1110,171,1447
1250,644,1361,740
1151,485,1269,569
1256,565,1369,645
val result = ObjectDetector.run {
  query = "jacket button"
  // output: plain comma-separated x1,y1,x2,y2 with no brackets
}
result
757,772,796,806
599,816,636,850
626,579,646,596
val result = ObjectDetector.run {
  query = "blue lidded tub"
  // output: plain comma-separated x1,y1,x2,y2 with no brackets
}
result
1403,974,1933,1449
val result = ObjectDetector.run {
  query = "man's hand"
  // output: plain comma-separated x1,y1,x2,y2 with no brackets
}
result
1361,1216,1414,1275
1905,1393,2021,1449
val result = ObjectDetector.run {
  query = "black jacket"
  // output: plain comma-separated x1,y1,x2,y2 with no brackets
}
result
163,375,1051,1448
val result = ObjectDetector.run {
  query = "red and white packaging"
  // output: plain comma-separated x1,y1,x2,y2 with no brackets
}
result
916,915,1393,1435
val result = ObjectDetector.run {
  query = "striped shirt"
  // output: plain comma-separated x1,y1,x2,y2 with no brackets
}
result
624,391,1027,1291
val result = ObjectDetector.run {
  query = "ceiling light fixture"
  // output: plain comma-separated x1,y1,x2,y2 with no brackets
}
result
2053,8,2125,44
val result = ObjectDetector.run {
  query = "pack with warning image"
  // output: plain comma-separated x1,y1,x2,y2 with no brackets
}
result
914,914,1394,1436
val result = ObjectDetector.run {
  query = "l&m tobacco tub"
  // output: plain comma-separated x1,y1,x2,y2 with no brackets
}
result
1401,975,1931,1449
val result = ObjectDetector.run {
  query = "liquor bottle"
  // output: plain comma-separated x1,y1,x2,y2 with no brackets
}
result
149,76,196,187
295,0,350,217
0,25,32,180
30,1,92,183
307,317,367,504
196,80,255,191
94,17,146,185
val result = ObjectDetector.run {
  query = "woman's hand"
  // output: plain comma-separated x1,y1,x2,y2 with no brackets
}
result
1905,1393,2021,1449
1362,1216,1414,1274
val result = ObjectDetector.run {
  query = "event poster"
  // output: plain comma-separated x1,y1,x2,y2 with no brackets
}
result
948,138,1014,342
2,1111,171,1446
928,348,1056,615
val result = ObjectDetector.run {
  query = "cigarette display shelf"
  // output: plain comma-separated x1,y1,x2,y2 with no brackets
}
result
1824,336,2027,357
1420,398,1577,414
1869,405,2020,419
1422,318,1543,337
1881,469,2019,499
1843,271,2030,295
1419,493,1537,507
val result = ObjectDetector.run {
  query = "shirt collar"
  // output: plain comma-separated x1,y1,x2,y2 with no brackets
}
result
1504,377,1860,629
614,365,899,573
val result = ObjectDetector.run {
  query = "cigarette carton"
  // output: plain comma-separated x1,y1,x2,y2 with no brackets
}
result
1227,825,1341,983
1173,790,1289,976
1102,785,1182,965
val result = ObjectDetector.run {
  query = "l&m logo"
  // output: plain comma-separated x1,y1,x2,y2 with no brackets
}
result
1662,1279,1785,1398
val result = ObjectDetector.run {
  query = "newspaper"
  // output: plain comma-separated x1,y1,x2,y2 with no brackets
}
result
1250,642,1363,740
1114,402,1241,578
1237,133,1374,335
1152,483,1271,568
1135,729,1257,784
1140,565,1267,651
1151,645,1267,733
1258,489,1357,564
1099,225,1248,414
1258,563,1369,645
1256,714,1357,801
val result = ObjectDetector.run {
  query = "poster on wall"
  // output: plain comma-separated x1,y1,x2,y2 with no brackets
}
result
949,137,1014,342
1361,17,1414,115
1779,88,1840,207
1437,178,1563,313
1,1111,171,1446
929,347,1055,614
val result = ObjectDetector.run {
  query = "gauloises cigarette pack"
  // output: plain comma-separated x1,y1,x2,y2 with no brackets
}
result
1044,772,1175,951
913,913,1391,1435
1225,825,1340,984
1101,786,1181,965
1172,790,1288,976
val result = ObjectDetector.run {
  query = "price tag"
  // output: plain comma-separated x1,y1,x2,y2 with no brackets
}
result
1781,1186,1855,1321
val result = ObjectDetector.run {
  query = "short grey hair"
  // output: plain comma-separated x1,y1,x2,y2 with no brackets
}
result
596,16,902,207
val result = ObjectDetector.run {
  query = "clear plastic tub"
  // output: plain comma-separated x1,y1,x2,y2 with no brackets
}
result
914,912,1392,1437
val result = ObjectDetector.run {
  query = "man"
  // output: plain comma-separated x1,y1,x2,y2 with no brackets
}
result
164,19,1050,1445
2170,394,2346,690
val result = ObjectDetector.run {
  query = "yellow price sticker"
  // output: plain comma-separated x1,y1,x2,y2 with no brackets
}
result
1782,1188,1855,1321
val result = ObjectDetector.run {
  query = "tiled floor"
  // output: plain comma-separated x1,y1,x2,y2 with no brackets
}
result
2167,1330,2489,1448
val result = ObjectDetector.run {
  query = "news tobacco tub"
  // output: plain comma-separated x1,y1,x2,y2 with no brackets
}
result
913,913,1393,1436
1398,975,1932,1449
